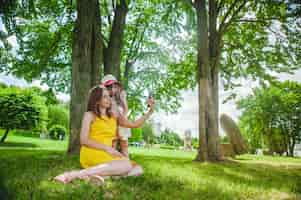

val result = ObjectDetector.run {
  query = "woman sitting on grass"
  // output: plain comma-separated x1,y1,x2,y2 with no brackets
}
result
54,85,155,184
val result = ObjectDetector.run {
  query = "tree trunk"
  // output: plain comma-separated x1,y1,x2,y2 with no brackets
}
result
0,129,9,143
194,0,210,162
194,0,221,161
103,0,128,79
68,0,102,155
207,0,221,161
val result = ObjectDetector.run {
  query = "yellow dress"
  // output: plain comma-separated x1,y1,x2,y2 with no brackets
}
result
80,115,123,168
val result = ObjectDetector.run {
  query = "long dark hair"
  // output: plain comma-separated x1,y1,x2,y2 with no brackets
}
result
87,86,111,118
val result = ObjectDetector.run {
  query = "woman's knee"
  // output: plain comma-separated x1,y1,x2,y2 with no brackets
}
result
112,160,132,172
121,160,132,171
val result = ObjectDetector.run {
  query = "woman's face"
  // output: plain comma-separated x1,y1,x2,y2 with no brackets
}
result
98,89,111,108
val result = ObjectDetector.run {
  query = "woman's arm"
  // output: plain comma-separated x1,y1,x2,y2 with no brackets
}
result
80,112,123,157
118,98,155,128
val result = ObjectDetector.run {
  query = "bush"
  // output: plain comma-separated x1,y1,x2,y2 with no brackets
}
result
47,105,69,131
158,129,183,147
0,87,48,142
142,123,156,144
31,87,59,105
48,125,67,140
192,138,199,149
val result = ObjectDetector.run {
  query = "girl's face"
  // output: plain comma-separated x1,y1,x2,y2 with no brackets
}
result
107,83,121,97
98,89,111,108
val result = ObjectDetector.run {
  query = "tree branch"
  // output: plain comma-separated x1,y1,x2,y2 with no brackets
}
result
219,0,241,29
100,32,109,47
219,0,247,34
232,17,281,24
104,0,112,27
217,0,225,15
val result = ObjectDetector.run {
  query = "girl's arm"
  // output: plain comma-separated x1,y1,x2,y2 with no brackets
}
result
80,112,123,157
120,90,129,117
118,98,155,128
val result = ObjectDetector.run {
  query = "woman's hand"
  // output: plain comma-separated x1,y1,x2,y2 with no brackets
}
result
147,97,155,113
106,147,124,158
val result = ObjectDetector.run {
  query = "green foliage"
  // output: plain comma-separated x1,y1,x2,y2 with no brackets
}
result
1,0,197,116
47,104,69,130
0,82,8,88
30,87,60,105
238,81,301,155
128,128,143,142
141,123,156,144
220,1,301,101
41,89,60,105
48,124,67,140
0,87,48,142
0,0,74,92
191,137,199,149
220,135,230,144
158,128,183,147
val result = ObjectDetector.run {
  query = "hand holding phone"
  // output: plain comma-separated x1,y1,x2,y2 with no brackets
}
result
147,92,153,107
147,92,155,111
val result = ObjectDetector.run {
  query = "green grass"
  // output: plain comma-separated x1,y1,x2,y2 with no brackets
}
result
0,134,301,200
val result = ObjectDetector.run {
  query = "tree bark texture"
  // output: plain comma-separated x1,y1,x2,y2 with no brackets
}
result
194,0,221,161
103,0,128,80
68,0,102,154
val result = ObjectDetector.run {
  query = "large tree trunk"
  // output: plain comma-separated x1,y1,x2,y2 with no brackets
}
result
195,0,210,162
68,0,102,155
0,129,9,143
194,0,221,161
103,0,128,79
207,0,221,161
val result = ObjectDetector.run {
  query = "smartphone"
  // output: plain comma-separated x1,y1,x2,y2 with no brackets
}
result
148,91,153,99
147,91,153,107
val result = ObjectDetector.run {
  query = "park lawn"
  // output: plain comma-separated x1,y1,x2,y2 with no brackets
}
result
0,134,301,200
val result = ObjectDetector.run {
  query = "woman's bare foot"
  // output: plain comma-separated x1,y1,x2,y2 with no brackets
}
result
126,165,143,177
53,171,78,184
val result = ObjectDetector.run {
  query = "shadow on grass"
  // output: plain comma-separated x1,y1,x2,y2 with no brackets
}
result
0,149,242,199
131,154,301,196
232,157,252,161
0,149,300,199
0,142,38,148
